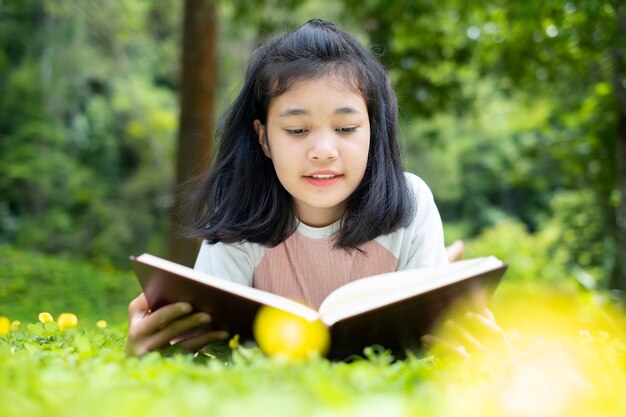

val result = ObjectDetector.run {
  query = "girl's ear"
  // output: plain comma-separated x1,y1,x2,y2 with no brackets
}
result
254,119,271,158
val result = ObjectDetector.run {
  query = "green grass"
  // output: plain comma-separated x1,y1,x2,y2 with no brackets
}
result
2,246,626,416
0,245,140,323
1,315,625,417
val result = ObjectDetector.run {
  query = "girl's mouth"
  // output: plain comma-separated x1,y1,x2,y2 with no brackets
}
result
303,173,342,187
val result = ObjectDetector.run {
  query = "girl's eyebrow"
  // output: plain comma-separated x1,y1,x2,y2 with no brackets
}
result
334,106,362,115
278,108,308,117
278,106,362,118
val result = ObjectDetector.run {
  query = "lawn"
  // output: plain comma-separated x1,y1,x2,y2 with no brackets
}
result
1,246,626,417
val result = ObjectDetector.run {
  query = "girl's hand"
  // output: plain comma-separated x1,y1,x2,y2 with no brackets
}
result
446,240,465,262
126,293,229,357
421,308,508,359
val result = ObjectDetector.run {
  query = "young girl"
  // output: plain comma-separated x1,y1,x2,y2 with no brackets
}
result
127,19,488,358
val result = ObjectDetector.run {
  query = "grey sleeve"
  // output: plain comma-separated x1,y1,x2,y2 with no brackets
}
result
400,173,449,269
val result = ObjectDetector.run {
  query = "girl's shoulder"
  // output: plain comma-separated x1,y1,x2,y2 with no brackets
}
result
403,171,435,204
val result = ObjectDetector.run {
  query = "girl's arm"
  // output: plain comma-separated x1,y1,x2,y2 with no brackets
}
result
395,173,449,270
194,241,263,286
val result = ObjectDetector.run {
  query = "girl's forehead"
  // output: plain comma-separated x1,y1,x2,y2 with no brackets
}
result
266,77,368,118
274,73,363,99
271,78,365,107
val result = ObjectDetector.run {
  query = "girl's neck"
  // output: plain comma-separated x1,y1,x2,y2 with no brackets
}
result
295,205,345,228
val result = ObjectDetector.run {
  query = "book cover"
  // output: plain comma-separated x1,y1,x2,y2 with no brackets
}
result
131,254,507,359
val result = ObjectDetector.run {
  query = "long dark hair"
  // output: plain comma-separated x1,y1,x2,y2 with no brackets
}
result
188,19,414,249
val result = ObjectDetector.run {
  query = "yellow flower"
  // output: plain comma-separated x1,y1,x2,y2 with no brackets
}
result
57,313,78,329
38,312,54,324
0,316,10,336
96,320,107,329
11,320,21,331
228,334,240,349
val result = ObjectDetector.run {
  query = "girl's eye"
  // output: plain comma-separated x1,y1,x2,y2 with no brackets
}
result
336,127,357,134
286,129,307,135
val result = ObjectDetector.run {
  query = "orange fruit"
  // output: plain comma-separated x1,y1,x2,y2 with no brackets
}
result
253,306,330,360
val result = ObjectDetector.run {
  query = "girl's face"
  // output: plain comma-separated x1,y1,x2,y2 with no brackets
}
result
254,76,370,227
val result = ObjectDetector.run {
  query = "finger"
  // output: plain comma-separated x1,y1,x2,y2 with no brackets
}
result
128,293,150,323
446,240,465,262
138,302,194,334
483,308,496,321
176,329,230,353
421,334,470,359
464,311,502,335
141,311,212,353
442,319,484,353
170,323,216,344
464,311,508,343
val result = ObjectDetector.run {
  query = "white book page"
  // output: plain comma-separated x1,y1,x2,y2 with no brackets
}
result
136,254,320,321
317,256,503,326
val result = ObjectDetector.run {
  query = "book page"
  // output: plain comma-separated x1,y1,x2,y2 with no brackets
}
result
135,254,320,322
317,257,503,326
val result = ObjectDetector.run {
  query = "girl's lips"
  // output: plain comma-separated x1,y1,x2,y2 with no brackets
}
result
303,173,343,187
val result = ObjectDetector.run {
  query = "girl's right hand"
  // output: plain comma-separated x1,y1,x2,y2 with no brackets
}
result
126,293,229,357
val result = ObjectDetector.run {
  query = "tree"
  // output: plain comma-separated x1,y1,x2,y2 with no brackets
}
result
166,0,218,267
610,0,626,290
471,0,626,292
342,0,626,294
0,0,180,264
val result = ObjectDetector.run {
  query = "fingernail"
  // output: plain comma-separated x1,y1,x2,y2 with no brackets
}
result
178,303,192,313
217,331,229,340
198,313,211,323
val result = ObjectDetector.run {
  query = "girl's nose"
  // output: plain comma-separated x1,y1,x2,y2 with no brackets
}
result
307,132,339,160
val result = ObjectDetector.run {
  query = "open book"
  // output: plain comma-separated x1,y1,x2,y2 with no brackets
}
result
131,254,507,359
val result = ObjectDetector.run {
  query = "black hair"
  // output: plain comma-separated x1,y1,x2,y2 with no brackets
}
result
188,19,414,249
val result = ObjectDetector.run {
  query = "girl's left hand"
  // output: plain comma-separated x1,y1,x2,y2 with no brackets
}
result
421,307,508,359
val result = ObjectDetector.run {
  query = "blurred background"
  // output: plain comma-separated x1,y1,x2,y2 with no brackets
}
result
1,0,625,321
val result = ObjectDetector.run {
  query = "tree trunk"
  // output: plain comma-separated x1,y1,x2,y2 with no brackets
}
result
609,0,626,295
166,0,217,266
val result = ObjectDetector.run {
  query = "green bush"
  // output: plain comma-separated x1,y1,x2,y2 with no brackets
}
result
463,218,579,284
0,245,140,323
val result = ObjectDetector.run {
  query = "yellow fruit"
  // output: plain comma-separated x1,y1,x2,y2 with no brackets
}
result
253,306,330,360
96,320,107,329
57,313,78,329
38,312,54,324
0,316,10,336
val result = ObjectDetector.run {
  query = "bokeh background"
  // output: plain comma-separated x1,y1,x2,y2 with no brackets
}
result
1,0,626,322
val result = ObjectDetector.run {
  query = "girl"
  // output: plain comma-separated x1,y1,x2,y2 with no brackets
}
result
127,19,490,358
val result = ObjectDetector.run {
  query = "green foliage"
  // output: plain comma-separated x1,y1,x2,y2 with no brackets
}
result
541,189,608,284
0,324,427,417
0,245,140,323
1,0,624,293
340,0,626,291
460,188,609,290
463,218,573,284
0,1,179,264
